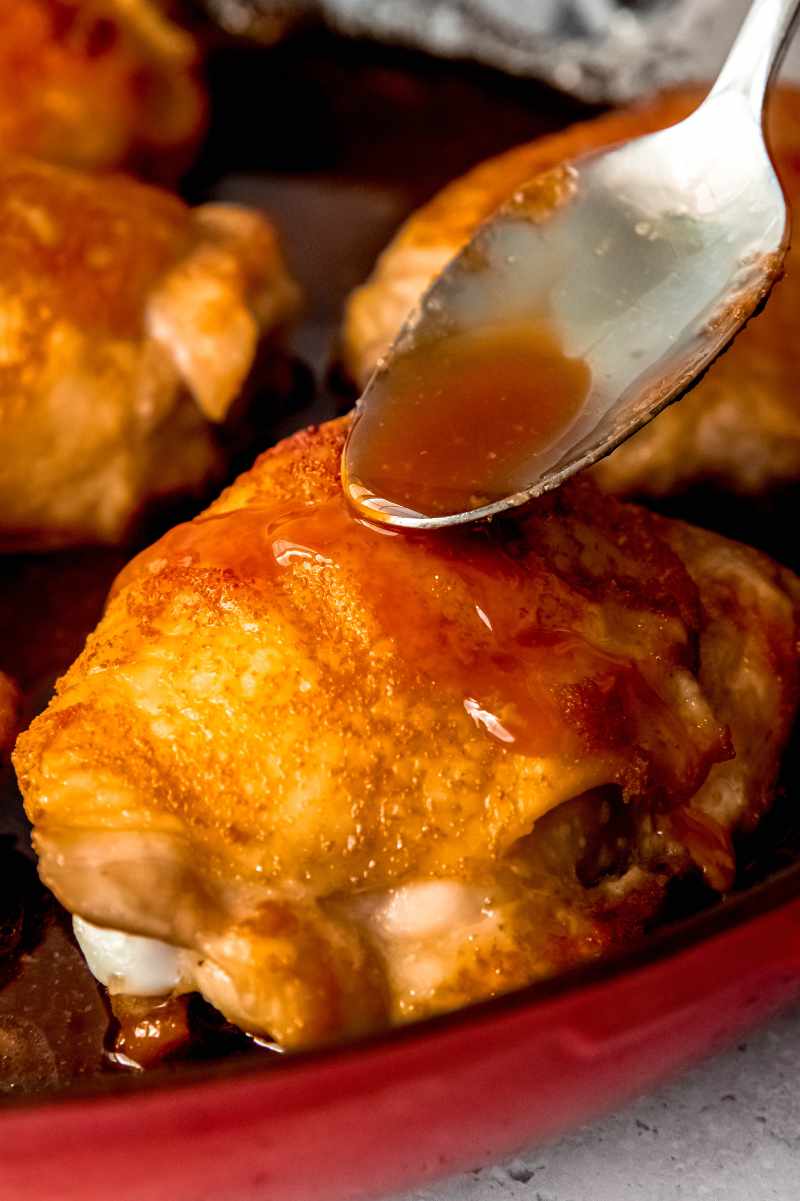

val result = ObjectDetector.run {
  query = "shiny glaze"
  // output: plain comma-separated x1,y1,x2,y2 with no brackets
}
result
109,996,191,1072
118,480,718,793
343,319,590,519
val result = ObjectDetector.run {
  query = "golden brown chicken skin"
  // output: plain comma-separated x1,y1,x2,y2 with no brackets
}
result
0,154,299,550
0,0,205,178
343,86,800,499
14,419,799,1050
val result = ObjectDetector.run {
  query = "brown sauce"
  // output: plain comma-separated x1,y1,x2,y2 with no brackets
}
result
119,489,691,773
109,995,192,1070
343,319,590,519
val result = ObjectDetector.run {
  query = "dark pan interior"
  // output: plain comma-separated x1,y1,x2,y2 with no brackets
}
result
1,28,798,1103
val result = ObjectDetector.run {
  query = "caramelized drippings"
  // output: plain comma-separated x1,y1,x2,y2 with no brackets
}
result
116,488,716,791
344,319,590,519
109,994,191,1070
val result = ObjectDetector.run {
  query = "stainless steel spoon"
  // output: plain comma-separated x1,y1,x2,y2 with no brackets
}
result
342,0,800,529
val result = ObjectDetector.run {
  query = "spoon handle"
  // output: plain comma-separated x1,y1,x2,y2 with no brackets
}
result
709,0,800,116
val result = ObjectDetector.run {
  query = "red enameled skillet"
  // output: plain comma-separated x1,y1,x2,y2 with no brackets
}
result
2,865,800,1201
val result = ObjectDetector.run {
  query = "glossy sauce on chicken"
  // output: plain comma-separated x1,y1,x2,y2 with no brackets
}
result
344,319,590,519
118,478,723,800
19,416,800,1052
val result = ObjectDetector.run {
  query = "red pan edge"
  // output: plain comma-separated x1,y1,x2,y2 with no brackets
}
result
1,871,799,1201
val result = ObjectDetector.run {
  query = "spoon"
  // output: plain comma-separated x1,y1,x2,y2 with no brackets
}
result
342,0,799,529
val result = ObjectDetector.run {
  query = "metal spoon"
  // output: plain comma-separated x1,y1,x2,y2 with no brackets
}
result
342,0,800,529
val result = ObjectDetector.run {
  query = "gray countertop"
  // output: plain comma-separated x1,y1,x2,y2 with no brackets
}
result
390,1003,800,1201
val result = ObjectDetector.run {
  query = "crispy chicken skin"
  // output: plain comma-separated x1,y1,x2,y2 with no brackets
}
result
343,87,800,498
0,155,299,550
14,419,800,1049
0,0,205,178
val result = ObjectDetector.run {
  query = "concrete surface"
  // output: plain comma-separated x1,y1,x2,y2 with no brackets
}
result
389,1004,800,1201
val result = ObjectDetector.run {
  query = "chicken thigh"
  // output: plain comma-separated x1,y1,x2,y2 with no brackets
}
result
14,419,799,1049
0,0,205,178
0,154,299,549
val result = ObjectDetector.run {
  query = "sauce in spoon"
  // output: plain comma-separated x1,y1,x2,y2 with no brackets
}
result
343,318,590,521
342,0,796,528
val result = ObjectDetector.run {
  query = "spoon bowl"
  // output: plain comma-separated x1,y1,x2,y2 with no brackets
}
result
343,0,798,529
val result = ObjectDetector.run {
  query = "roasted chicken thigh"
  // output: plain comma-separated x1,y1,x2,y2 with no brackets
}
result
0,0,205,178
14,419,799,1050
342,87,800,499
0,154,299,549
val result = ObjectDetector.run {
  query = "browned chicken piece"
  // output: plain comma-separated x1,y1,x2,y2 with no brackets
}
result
14,418,799,1051
342,86,800,499
0,0,205,179
0,674,21,760
0,155,299,550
